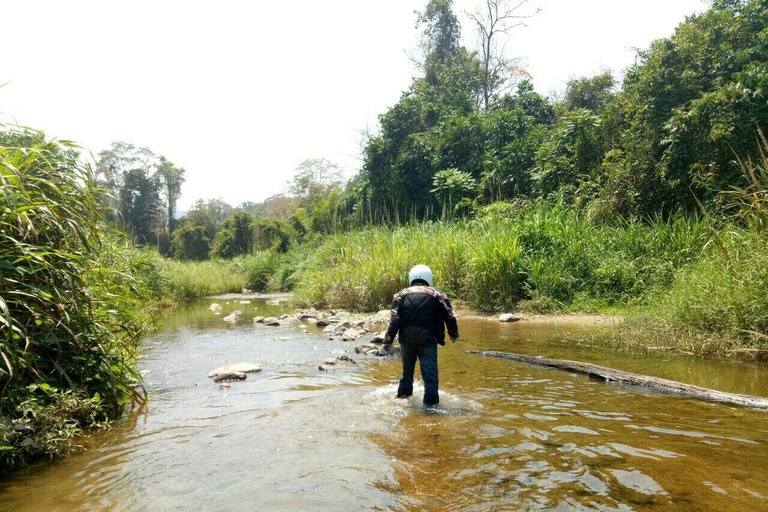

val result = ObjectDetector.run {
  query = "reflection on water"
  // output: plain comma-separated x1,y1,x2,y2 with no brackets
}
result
1,298,767,511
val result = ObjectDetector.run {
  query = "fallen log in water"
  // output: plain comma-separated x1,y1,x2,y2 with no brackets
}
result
467,350,768,410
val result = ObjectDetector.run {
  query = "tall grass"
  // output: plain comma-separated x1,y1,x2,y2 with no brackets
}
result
1,128,155,472
615,133,768,354
156,258,246,299
292,201,711,313
153,251,296,299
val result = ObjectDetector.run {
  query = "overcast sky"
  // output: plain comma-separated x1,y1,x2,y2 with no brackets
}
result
1,0,706,210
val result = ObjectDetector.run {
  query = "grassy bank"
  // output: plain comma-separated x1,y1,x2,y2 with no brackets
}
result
154,198,767,357
291,202,711,313
150,250,301,299
285,201,765,354
606,232,768,356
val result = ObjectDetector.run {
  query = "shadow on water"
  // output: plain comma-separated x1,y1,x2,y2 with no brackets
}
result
1,298,767,511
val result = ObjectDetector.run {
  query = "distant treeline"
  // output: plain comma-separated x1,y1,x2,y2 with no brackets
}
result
99,0,767,262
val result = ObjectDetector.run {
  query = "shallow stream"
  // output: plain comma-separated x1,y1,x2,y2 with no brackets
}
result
2,297,767,511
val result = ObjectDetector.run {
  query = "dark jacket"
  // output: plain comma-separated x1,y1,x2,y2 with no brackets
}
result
385,285,459,346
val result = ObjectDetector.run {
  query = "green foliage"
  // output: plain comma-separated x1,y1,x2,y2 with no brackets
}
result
229,251,293,292
155,156,186,237
534,109,604,198
156,259,245,299
1,127,156,473
96,142,164,245
1,388,107,472
256,218,293,253
600,0,768,215
563,71,616,114
728,130,768,235
352,0,768,221
652,233,768,340
210,212,255,259
291,200,711,313
118,168,162,243
183,198,234,240
431,168,477,220
171,224,210,261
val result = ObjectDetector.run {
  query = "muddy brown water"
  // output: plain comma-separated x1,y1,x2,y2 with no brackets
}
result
2,297,767,511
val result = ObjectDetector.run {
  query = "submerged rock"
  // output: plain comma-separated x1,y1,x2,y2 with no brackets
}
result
213,372,248,382
213,371,246,383
373,310,391,324
369,331,386,343
499,313,522,323
355,343,399,357
208,362,262,380
209,303,223,312
341,328,366,341
332,311,351,321
223,311,242,322
319,355,356,372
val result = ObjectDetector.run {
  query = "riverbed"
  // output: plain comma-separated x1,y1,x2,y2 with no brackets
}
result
2,297,767,511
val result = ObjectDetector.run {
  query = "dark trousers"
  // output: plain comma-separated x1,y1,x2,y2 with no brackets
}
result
397,342,439,405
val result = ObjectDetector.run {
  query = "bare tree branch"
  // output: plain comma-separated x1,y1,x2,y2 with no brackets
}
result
465,0,539,109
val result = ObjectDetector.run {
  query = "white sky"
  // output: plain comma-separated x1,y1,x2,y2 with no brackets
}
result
1,0,706,210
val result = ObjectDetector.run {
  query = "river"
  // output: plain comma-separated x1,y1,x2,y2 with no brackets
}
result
1,296,767,511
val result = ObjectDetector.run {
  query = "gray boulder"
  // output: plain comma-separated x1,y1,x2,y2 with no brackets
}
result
252,316,265,323
208,362,262,379
213,371,246,383
341,328,366,341
369,331,386,343
223,311,242,322
355,343,399,357
499,313,522,323
263,317,280,326
319,355,356,371
324,321,351,335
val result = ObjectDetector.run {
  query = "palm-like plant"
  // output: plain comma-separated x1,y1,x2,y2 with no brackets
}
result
431,168,477,221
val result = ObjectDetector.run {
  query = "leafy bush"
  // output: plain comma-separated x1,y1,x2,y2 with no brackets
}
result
171,224,210,260
1,128,155,473
210,212,255,258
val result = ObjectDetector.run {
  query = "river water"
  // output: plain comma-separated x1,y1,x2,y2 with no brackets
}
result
2,297,767,511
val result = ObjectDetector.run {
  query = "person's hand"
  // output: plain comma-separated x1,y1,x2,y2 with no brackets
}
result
383,333,393,345
450,334,459,343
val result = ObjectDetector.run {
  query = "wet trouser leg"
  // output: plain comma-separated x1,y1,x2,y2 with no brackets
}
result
397,342,439,405
419,343,439,406
397,342,418,398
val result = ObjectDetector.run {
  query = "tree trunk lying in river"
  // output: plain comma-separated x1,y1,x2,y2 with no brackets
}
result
467,350,768,411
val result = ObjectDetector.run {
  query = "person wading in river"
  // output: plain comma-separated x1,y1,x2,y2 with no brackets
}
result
384,264,459,406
